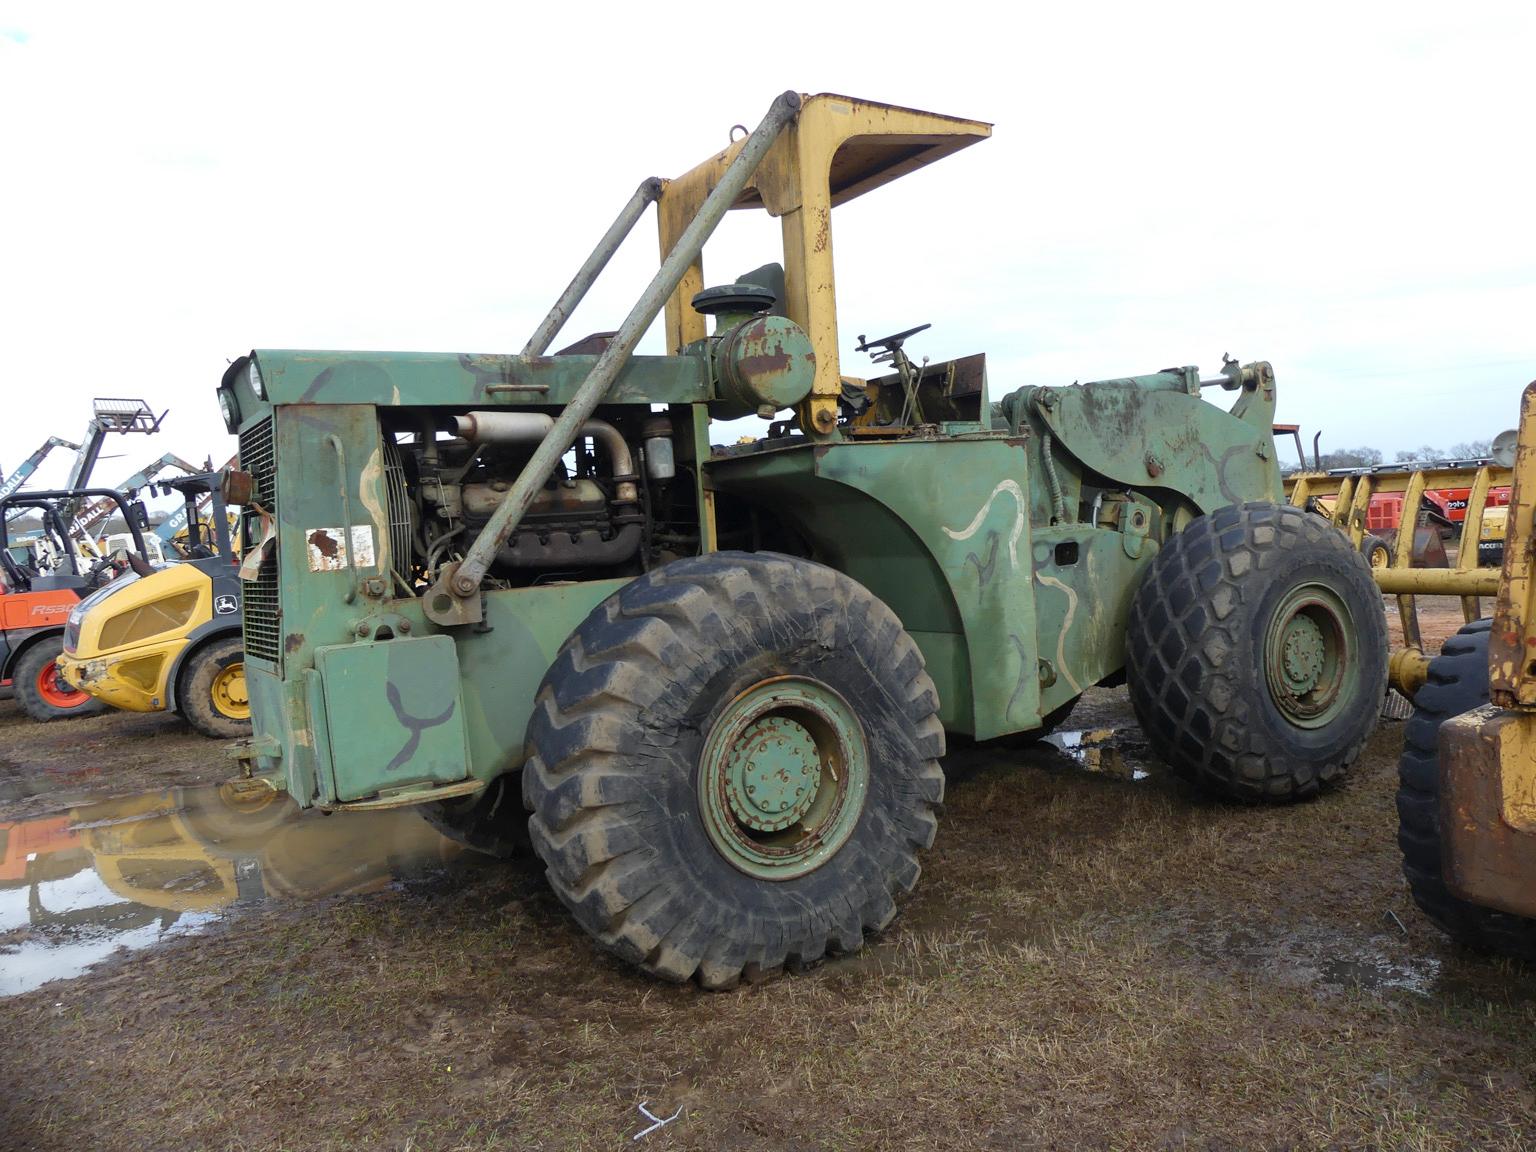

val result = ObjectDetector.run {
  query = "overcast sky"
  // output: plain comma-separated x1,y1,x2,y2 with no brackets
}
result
1,2,1531,492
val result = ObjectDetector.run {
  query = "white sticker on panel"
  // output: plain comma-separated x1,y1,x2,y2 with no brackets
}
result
349,525,376,568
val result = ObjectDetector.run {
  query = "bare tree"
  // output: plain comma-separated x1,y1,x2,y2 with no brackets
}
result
1448,439,1492,459
1321,446,1383,470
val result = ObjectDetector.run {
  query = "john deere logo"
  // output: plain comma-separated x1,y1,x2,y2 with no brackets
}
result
214,595,239,615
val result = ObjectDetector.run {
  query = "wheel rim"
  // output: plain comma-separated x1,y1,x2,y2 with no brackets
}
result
1369,545,1389,570
37,660,90,709
210,662,250,720
698,676,868,880
1263,584,1355,728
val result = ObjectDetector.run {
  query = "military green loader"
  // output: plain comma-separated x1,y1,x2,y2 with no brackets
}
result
221,92,1388,987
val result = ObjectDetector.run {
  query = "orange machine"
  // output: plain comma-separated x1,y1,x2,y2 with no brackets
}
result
1,487,154,720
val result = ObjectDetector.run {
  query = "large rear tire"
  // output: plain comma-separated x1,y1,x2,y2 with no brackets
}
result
15,636,107,721
1396,620,1536,958
1127,502,1388,802
523,551,945,989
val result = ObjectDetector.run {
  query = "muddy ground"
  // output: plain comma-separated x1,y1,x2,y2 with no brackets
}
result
2,598,1531,1151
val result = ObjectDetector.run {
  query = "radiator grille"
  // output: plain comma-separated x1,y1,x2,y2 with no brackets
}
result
238,416,280,665
239,415,277,509
382,435,414,582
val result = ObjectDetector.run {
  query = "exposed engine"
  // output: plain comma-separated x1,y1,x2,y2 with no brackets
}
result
383,410,688,587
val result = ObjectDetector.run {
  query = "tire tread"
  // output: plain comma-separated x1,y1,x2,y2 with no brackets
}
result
523,550,943,988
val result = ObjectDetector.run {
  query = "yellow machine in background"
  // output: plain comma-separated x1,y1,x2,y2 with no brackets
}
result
1287,457,1509,700
1478,504,1508,568
57,473,248,739
1398,382,1536,956
2,781,460,973
78,783,459,911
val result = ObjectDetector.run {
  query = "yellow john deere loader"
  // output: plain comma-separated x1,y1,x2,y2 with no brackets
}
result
58,472,248,738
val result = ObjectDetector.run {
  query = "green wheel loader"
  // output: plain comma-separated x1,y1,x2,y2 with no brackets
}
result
221,92,1388,987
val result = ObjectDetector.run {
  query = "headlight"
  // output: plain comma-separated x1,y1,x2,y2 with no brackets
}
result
248,359,265,399
217,387,241,433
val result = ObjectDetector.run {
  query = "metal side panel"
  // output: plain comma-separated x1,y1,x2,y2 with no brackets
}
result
314,635,470,803
1440,705,1536,919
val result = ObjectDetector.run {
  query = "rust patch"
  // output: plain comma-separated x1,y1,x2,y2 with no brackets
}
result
284,633,304,655
735,353,794,377
307,530,339,559
1441,710,1536,918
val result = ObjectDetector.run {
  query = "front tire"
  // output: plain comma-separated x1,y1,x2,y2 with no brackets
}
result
15,636,107,721
523,551,945,988
1396,620,1536,958
1127,502,1388,802
176,637,251,739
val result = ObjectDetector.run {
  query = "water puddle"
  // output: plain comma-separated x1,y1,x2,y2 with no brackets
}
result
1181,918,1441,996
1041,727,1156,782
0,783,463,997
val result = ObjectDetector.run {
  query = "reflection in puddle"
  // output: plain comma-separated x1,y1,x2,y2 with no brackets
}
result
0,783,462,997
1042,728,1155,782
1183,919,1442,996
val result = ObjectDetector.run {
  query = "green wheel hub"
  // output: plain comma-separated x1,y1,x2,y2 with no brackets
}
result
724,715,822,831
698,677,869,880
1263,583,1355,728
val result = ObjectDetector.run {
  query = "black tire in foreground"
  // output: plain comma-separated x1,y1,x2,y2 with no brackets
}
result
176,636,251,739
523,550,945,989
14,636,108,721
421,774,528,858
1396,619,1536,959
1127,501,1388,802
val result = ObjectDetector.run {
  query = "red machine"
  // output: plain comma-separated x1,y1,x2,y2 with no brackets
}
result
1,488,154,720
